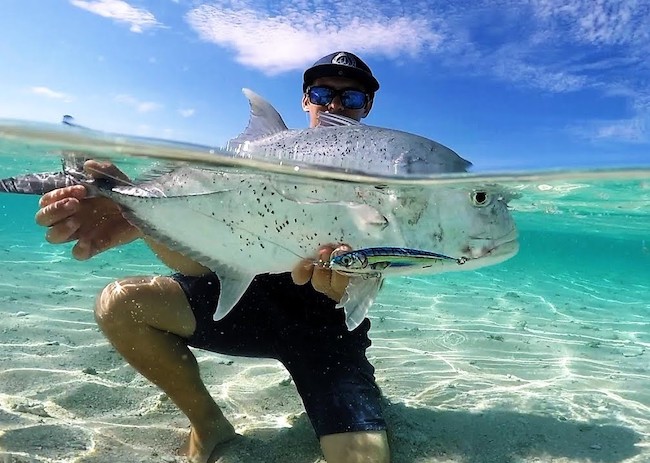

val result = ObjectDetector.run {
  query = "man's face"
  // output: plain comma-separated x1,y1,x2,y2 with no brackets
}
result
302,76,373,128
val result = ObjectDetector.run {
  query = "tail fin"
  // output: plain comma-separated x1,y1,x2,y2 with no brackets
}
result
0,115,89,195
0,172,78,195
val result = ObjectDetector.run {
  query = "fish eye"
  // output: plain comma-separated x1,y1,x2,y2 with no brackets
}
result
471,191,491,207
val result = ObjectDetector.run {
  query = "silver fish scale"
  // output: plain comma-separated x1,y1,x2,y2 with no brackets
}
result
111,168,396,269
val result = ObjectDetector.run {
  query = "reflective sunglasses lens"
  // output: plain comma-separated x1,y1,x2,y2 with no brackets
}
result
308,87,334,106
341,90,367,109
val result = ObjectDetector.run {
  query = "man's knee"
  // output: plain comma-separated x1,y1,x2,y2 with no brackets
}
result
94,276,153,329
94,275,196,338
320,430,390,463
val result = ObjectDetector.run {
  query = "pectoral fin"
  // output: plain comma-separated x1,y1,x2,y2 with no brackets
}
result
212,270,256,321
337,276,384,330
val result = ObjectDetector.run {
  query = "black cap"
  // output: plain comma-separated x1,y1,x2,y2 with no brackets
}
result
303,51,380,93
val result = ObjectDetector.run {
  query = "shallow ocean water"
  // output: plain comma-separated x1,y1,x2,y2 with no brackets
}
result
0,127,648,462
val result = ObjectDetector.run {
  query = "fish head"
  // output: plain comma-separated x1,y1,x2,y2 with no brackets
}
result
448,185,519,269
393,184,519,272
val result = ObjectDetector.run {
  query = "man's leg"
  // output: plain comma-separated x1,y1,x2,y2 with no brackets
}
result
94,275,235,463
321,431,390,463
277,310,390,463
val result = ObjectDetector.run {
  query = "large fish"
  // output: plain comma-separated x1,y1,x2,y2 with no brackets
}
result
0,90,518,329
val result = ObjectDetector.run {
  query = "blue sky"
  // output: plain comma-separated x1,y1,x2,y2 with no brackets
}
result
1,0,649,171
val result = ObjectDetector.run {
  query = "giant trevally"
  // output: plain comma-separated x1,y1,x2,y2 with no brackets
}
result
0,89,518,329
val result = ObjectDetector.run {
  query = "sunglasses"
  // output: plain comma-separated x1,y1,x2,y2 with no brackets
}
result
306,86,369,110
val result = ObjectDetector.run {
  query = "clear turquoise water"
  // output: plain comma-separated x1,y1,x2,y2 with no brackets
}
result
0,134,648,462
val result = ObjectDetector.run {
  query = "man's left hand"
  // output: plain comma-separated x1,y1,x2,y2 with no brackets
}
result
291,244,351,303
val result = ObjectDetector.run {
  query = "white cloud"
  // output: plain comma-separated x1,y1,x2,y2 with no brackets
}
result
70,0,161,33
179,108,195,118
183,0,650,142
183,0,593,92
595,119,646,142
115,94,162,112
531,0,648,46
571,116,648,143
487,53,588,93
523,0,650,142
30,86,73,102
185,2,443,75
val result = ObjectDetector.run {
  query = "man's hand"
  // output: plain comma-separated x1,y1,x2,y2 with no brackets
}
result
34,160,142,260
291,244,351,303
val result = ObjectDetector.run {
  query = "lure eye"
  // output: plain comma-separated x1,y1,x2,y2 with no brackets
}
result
471,191,491,207
336,253,368,269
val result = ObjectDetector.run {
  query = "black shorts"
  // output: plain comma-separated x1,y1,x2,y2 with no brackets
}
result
172,272,386,437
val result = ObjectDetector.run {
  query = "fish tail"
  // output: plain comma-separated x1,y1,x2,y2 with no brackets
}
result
0,172,77,195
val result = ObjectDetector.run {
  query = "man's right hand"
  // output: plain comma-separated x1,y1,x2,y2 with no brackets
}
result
34,160,142,260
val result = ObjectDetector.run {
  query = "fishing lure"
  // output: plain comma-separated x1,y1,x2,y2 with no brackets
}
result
328,246,467,276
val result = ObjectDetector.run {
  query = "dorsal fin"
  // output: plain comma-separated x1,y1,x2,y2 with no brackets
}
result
227,88,288,151
317,112,362,127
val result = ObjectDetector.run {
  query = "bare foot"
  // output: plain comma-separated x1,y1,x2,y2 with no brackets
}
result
179,417,237,463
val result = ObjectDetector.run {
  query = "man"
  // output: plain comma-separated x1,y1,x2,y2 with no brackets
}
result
35,51,390,463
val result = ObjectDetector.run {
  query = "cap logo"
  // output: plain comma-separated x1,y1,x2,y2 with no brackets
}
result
331,52,356,68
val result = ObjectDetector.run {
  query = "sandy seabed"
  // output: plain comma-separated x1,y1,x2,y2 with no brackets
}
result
0,237,648,463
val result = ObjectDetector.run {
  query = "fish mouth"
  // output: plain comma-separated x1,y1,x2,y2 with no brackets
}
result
465,229,519,262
